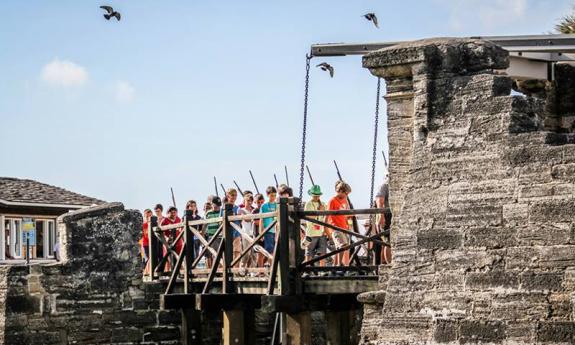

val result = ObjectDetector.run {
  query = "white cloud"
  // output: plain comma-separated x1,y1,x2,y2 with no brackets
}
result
114,81,135,103
41,59,88,87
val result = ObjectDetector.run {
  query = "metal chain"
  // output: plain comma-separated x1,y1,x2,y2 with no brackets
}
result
298,54,312,201
369,78,382,208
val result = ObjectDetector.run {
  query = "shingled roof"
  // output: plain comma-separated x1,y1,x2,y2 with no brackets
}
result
0,177,104,207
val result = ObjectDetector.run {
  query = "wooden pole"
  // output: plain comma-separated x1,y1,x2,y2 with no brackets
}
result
325,311,352,345
249,170,260,194
285,312,312,345
289,198,303,294
222,203,234,294
170,187,177,208
181,309,202,345
277,197,290,295
184,210,195,293
223,310,245,345
214,176,219,197
149,216,159,279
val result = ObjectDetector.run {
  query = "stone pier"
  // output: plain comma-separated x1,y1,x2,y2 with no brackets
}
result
359,38,575,344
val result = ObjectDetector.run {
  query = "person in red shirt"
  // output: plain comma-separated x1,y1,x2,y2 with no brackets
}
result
142,209,152,276
327,180,352,266
161,206,183,270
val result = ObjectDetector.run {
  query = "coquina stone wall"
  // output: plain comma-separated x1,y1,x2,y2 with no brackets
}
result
0,203,183,344
359,39,575,344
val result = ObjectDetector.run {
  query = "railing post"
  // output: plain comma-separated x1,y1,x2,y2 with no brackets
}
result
289,197,304,294
277,197,290,295
149,216,159,279
184,210,194,294
222,203,234,294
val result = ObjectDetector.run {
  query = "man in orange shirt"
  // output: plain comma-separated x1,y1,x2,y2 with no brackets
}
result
327,180,352,266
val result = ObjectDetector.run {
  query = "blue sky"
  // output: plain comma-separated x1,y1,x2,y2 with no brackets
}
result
0,0,571,211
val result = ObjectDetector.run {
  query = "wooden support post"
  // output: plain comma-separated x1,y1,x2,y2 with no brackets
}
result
181,309,202,345
285,312,312,345
278,197,290,295
223,310,242,345
325,311,352,345
149,216,159,279
222,203,234,294
289,197,303,294
184,210,194,293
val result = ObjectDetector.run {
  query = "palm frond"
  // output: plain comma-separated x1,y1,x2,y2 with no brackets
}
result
556,13,575,34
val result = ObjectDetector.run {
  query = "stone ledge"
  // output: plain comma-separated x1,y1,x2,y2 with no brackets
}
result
60,202,125,223
357,290,386,305
363,38,509,78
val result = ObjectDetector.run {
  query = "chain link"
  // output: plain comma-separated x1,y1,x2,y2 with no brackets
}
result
298,54,312,201
369,78,382,208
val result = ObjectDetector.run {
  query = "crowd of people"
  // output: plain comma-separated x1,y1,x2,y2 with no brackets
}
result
140,179,391,276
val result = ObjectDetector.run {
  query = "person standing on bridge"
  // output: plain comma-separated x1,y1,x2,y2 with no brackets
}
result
161,207,183,270
141,209,153,276
374,174,392,264
304,185,327,268
221,188,242,266
205,196,222,269
153,204,166,272
237,192,256,269
328,181,352,266
259,186,278,266
185,200,202,259
252,193,266,269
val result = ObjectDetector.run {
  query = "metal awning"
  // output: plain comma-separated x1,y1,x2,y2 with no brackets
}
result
310,34,575,61
310,34,575,80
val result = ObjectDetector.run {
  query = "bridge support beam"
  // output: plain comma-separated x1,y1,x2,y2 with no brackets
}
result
223,309,256,345
325,310,354,345
181,309,202,345
285,312,312,345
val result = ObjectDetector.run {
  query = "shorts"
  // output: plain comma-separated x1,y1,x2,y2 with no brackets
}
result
264,232,276,253
305,236,327,257
233,236,242,254
332,231,350,249
142,246,149,265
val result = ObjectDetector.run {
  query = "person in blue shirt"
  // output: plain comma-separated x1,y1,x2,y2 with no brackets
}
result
258,186,278,263
220,188,242,265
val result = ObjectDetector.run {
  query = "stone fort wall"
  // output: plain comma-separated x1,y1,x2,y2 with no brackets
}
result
0,203,185,345
359,39,575,344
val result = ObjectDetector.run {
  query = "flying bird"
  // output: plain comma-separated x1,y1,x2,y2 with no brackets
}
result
100,6,121,21
363,13,379,28
316,63,334,78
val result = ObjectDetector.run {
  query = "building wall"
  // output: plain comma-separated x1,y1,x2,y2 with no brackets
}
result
359,39,575,344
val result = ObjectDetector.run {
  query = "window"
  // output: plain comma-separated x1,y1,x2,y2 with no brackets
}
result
47,221,56,258
5,219,22,259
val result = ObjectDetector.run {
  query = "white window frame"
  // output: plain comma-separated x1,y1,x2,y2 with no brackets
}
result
0,215,5,261
33,219,57,259
5,218,23,259
44,220,56,259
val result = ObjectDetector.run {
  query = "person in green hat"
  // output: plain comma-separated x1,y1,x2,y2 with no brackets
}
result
304,185,328,267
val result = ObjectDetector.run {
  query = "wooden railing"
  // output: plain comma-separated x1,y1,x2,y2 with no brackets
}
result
146,197,389,297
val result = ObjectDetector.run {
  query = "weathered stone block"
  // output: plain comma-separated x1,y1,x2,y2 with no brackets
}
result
520,271,564,291
459,320,506,343
465,271,519,289
536,321,575,343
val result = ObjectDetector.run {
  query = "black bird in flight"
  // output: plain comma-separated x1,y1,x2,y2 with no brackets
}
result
316,63,334,78
100,6,121,21
363,13,379,28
